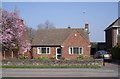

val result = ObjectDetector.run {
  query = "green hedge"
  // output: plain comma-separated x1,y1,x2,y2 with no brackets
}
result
2,65,101,69
111,44,120,60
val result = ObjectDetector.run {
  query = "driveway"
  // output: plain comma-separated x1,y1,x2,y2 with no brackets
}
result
1,61,119,77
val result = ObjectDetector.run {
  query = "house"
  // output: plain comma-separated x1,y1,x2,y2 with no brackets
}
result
31,24,91,60
105,17,120,50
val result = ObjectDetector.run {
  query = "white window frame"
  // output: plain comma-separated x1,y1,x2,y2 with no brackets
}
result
37,47,50,54
69,47,83,55
117,28,120,43
37,47,41,54
117,28,120,35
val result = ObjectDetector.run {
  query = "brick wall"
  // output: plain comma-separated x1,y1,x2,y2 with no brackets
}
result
106,28,118,49
61,30,90,59
2,59,103,67
113,28,118,46
106,29,113,49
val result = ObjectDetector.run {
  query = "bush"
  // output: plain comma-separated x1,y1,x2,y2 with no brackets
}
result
18,53,29,59
24,54,29,59
77,54,90,60
50,55,56,62
77,55,84,59
37,56,48,60
50,55,56,60
83,55,90,59
111,44,120,60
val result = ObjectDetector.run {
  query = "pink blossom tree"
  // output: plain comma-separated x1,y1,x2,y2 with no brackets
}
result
0,10,30,59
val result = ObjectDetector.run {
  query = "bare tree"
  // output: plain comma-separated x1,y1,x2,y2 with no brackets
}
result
26,27,36,43
37,20,55,29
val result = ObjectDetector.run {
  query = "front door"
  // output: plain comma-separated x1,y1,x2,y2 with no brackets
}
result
56,47,62,60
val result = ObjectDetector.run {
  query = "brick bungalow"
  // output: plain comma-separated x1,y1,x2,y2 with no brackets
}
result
105,17,120,50
31,24,91,60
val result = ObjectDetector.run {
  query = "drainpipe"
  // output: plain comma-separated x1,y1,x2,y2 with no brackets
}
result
11,51,13,59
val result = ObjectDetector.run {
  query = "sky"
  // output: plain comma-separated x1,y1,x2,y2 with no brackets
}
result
2,2,119,42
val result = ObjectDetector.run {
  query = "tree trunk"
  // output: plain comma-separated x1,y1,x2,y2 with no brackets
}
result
23,52,25,59
3,51,5,59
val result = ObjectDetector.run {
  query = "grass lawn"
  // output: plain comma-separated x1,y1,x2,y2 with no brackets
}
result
1,65,101,69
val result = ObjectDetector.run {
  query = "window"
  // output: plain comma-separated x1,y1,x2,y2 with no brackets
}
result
73,47,79,54
69,47,83,55
118,28,120,35
117,28,120,43
57,48,61,54
37,47,50,54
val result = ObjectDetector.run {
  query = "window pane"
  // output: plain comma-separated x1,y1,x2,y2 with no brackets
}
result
118,28,120,34
57,55,61,59
47,48,49,54
73,47,79,54
79,48,82,54
57,48,61,54
37,48,41,54
70,48,72,54
39,48,41,54
41,48,46,54
117,28,120,43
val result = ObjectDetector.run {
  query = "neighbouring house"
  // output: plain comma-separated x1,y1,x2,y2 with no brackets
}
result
105,17,120,50
31,24,91,60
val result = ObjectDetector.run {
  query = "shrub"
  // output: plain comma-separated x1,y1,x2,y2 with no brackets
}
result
37,56,48,60
18,53,29,59
111,44,120,60
50,55,56,60
18,54,23,59
50,55,56,62
24,53,29,59
77,54,84,59
83,55,90,59
77,54,90,60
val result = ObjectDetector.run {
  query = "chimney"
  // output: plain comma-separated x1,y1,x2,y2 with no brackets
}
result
68,25,71,29
84,23,89,33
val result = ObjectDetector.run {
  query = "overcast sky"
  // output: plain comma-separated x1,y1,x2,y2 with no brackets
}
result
2,2,119,42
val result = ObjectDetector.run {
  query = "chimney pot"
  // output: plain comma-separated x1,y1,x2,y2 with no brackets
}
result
85,23,89,33
68,25,71,29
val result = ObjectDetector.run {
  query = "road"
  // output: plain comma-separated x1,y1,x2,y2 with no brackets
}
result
1,62,119,77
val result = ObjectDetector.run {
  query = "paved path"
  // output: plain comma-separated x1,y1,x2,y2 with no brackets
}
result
1,61,120,77
102,62,119,71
